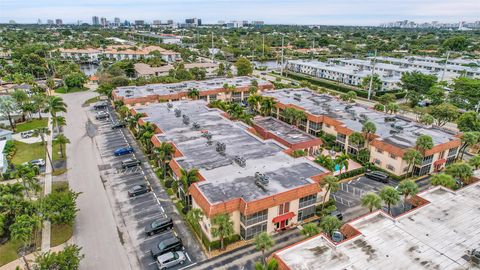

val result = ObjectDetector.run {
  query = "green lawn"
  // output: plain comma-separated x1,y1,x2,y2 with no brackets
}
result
15,118,48,133
11,141,45,165
50,224,73,247
0,240,22,266
55,87,87,94
82,96,100,106
52,143,66,162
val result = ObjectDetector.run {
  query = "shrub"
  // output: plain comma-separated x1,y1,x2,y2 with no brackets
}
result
339,167,366,180
165,179,173,188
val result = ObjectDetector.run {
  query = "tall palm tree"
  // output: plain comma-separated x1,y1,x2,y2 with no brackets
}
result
10,214,42,270
361,193,382,213
51,116,66,132
33,127,54,172
180,168,199,205
11,89,29,122
459,132,480,160
154,142,175,179
0,96,19,131
137,122,156,154
53,134,70,159
320,176,339,210
397,180,419,211
361,121,377,147
254,232,275,265
247,94,263,112
32,93,47,119
46,96,67,133
127,113,143,132
379,186,400,215
260,97,276,116
402,149,422,177
211,213,234,250
415,135,433,155
17,164,41,201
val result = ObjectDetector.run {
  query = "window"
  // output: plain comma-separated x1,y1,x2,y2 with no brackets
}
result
387,164,395,171
240,222,267,240
325,124,331,128
390,153,396,159
422,155,434,165
278,202,290,215
448,147,458,157
376,148,383,154
403,167,409,173
336,134,346,143
374,159,381,165
298,206,316,221
299,194,316,209
240,210,268,226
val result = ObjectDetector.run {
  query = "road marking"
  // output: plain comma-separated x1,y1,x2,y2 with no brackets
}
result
178,262,197,270
148,261,156,266
185,252,192,262
160,205,165,212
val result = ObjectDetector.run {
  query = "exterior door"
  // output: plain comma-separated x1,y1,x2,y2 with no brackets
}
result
280,220,286,229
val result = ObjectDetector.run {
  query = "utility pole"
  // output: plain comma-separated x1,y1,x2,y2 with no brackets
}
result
367,49,377,100
440,51,450,82
280,35,285,76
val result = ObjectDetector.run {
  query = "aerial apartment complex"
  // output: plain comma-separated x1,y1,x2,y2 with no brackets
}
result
273,182,480,270
55,45,181,63
262,88,461,176
112,76,274,105
134,62,219,78
132,100,330,241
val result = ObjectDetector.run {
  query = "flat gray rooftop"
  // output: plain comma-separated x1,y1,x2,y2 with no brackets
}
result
134,100,327,203
253,117,319,145
276,183,480,270
114,76,269,99
262,88,458,149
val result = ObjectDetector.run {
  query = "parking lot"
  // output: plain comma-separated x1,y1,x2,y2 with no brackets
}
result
89,104,205,270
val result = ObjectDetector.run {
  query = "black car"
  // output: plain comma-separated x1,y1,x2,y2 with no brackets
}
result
150,237,183,259
128,184,151,197
145,218,174,236
121,158,141,169
365,171,389,183
111,122,126,129
93,102,108,110
330,210,343,221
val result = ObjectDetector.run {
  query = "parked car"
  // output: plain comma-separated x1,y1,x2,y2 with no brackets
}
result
365,171,389,183
145,218,174,236
128,184,151,197
95,111,109,120
93,102,108,110
114,146,134,156
29,159,46,167
156,251,186,270
330,210,343,221
111,121,126,129
20,130,34,138
331,230,344,243
150,237,183,259
121,158,141,168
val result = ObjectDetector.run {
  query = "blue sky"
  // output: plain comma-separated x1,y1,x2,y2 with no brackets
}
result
1,0,479,25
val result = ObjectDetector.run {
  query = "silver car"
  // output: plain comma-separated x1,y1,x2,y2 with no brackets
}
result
156,251,186,270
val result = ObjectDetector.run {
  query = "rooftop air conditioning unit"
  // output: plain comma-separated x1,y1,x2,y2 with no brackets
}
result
192,122,200,129
182,115,190,125
234,155,246,167
216,142,226,154
254,172,269,191
174,108,182,117
167,103,173,109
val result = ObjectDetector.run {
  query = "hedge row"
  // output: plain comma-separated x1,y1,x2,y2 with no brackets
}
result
339,167,367,180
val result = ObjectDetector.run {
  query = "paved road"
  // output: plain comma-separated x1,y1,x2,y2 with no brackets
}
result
63,91,136,270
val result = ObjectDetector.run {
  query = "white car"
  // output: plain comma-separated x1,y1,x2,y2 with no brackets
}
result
29,159,46,167
20,130,34,138
156,251,186,270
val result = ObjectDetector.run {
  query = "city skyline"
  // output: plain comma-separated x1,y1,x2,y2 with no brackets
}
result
1,0,479,26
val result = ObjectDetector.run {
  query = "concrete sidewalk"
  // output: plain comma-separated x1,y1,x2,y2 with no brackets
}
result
0,241,70,270
41,117,53,252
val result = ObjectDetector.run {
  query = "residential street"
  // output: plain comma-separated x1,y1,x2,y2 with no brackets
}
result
63,90,136,270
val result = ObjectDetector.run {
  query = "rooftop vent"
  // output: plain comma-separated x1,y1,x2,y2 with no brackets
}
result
216,142,226,155
174,108,182,117
234,155,246,167
192,122,200,130
167,103,173,109
385,117,396,122
255,172,269,191
182,115,190,125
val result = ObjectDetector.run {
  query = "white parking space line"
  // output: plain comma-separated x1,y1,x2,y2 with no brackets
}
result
178,262,197,270
185,252,192,262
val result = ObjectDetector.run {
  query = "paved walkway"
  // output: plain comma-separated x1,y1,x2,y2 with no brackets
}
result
41,117,53,252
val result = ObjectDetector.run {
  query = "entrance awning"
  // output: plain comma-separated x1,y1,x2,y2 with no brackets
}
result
434,159,446,166
272,212,295,223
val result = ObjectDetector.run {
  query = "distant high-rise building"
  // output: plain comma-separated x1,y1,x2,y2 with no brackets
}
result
114,17,121,26
55,19,63,25
47,19,54,25
185,18,201,27
167,20,174,25
100,17,107,27
134,20,145,26
8,20,16,24
124,20,131,26
37,18,42,25
153,20,161,25
252,21,264,26
92,16,99,25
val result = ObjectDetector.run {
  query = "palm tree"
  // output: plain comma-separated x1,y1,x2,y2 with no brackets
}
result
361,193,382,213
137,122,156,154
127,113,143,132
445,162,473,185
227,103,245,119
10,214,42,270
379,186,400,215
402,149,422,177
17,164,41,201
254,259,279,270
33,127,54,172
53,134,70,159
300,223,320,237
361,121,376,147
0,96,19,131
11,89,29,121
397,180,419,211
187,88,200,100
247,94,263,112
254,232,275,265
32,93,47,119
314,155,335,172
51,115,66,132
334,153,349,175
459,132,480,160
430,173,456,189
386,102,399,114
260,97,276,116
186,208,204,241
319,216,342,237
320,176,339,210
348,132,365,158
211,213,234,250
154,142,175,179
46,96,67,133
468,155,480,169
180,168,199,205
415,135,433,155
